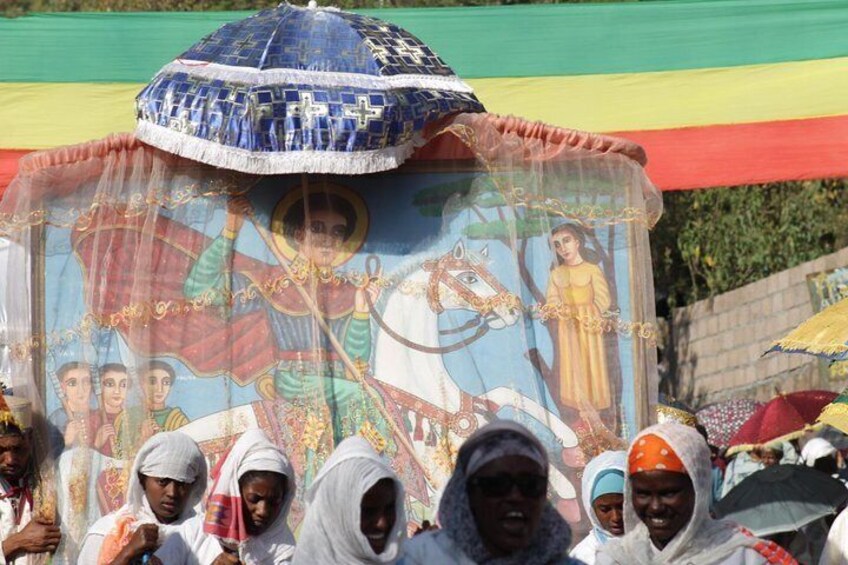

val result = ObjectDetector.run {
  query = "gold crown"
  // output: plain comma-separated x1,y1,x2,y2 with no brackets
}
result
0,395,32,432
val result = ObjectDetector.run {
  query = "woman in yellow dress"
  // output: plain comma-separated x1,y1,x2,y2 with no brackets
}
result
545,223,612,411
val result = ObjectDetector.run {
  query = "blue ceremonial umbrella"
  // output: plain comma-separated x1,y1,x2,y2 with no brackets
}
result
135,2,484,175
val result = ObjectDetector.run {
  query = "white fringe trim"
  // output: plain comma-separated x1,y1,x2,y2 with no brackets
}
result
162,60,476,93
135,120,422,175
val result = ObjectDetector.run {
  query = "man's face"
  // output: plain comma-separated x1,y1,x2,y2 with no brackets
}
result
760,449,781,467
0,434,30,482
296,209,348,268
101,370,128,414
61,368,92,414
143,368,172,409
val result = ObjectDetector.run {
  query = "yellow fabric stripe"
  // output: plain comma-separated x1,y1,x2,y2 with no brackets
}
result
1,83,139,149
471,56,848,132
3,56,848,149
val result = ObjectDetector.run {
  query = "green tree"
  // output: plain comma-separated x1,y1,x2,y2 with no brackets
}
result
651,179,848,309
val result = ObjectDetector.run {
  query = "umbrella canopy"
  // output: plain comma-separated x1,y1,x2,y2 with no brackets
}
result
696,399,764,449
817,386,848,435
727,390,837,454
769,296,848,362
714,464,848,537
135,3,484,175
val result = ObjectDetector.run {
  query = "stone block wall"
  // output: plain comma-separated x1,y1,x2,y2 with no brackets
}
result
666,246,848,407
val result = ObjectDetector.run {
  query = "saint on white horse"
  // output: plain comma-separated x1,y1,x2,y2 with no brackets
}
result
371,240,581,517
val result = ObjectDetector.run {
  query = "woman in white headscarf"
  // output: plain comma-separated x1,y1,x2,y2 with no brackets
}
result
292,436,406,564
569,451,626,564
153,428,296,565
596,423,797,565
78,431,208,565
403,420,579,565
801,437,841,475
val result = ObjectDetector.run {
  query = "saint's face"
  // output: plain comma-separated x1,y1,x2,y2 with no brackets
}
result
143,368,172,410
296,209,349,268
551,230,582,266
101,370,128,414
61,367,92,414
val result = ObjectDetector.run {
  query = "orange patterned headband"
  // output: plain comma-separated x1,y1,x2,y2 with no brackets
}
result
629,433,686,475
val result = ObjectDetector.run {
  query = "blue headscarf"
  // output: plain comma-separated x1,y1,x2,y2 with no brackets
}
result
581,451,626,544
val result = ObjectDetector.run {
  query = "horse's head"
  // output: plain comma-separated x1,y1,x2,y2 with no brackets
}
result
422,241,520,329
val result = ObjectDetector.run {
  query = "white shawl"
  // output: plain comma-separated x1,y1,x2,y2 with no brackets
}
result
210,429,297,565
78,431,208,563
292,436,406,564
597,424,769,565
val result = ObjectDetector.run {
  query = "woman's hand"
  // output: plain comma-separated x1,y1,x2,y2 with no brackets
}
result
112,524,158,565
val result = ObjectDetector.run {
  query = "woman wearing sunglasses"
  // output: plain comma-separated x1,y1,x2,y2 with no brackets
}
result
402,421,579,564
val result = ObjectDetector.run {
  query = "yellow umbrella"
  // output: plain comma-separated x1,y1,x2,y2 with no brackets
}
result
770,296,848,362
770,297,848,432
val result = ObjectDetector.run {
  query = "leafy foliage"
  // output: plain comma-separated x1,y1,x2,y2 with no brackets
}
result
651,179,848,309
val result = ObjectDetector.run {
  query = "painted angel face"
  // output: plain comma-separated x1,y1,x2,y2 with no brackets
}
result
61,367,93,414
101,370,128,414
143,368,173,410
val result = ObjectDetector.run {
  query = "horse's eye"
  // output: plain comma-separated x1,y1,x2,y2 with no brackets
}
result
458,273,478,285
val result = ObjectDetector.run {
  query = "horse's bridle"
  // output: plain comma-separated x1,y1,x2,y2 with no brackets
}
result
364,253,518,355
421,252,514,316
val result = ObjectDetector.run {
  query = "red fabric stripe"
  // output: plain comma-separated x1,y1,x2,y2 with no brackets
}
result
0,150,30,200
611,115,848,191
3,115,847,196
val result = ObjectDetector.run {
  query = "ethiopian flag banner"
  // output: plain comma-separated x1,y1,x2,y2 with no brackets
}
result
3,0,848,194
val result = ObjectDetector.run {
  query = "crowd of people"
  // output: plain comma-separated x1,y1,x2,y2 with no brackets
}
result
1,392,848,564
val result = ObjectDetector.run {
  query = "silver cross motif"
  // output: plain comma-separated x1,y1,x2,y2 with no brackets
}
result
392,39,425,65
287,92,329,130
343,95,384,130
364,38,391,64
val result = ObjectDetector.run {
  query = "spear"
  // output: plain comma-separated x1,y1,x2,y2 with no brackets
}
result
244,205,433,484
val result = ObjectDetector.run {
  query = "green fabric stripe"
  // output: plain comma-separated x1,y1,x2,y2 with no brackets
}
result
4,0,848,82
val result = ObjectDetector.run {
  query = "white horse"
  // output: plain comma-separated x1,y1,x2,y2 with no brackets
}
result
372,240,580,505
